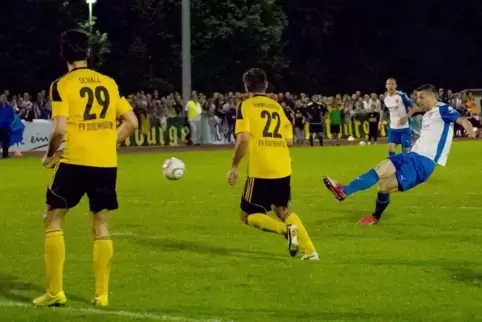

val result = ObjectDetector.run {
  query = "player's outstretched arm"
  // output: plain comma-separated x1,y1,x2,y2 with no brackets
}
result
286,138,294,147
117,110,138,144
232,132,249,168
456,117,476,138
227,131,249,185
399,106,423,125
46,116,66,156
42,116,66,168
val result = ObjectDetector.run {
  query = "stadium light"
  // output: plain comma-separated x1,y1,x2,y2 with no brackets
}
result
86,0,97,39
86,0,97,66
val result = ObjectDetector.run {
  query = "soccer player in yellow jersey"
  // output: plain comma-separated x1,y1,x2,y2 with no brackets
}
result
227,68,319,260
33,30,138,307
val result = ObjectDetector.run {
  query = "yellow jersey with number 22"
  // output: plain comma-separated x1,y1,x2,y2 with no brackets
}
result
235,94,293,179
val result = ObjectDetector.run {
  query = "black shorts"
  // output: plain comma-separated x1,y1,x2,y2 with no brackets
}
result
240,176,291,214
369,123,378,134
309,124,323,134
330,124,341,134
46,163,118,213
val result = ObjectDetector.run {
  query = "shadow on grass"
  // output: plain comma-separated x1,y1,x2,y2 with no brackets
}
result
451,268,482,287
153,305,384,321
0,273,90,304
135,237,290,261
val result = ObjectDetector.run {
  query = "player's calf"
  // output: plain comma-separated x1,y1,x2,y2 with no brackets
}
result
358,176,398,225
92,210,113,306
34,208,68,306
276,208,318,259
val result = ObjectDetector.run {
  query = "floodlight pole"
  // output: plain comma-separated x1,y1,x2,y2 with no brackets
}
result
181,0,192,105
86,0,97,67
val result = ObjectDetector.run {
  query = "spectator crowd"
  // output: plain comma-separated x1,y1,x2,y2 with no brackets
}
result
1,86,479,145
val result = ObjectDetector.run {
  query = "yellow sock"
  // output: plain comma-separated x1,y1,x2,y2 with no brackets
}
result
93,239,113,297
285,213,316,254
247,214,287,235
45,231,65,295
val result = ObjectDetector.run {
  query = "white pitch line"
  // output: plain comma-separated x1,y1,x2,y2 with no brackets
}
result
111,232,137,236
0,301,234,322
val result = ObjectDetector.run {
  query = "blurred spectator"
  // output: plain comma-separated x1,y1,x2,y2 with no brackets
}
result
185,93,202,145
0,94,15,158
466,92,477,115
362,94,371,111
6,84,477,145
369,93,381,112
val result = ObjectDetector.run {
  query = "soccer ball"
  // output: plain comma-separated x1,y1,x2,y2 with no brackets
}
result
162,157,185,180
359,141,366,146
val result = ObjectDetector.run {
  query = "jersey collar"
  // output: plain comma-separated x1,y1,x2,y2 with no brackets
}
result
69,67,89,73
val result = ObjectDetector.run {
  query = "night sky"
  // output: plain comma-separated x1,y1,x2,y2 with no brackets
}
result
1,0,482,94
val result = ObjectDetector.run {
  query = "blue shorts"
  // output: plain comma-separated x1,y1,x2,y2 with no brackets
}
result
387,128,412,149
388,152,436,192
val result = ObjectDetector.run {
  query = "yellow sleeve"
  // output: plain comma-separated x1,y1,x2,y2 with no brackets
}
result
50,79,69,118
235,101,250,134
282,113,293,139
116,96,133,117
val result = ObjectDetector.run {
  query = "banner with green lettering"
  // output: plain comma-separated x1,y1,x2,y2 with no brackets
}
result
306,114,390,139
122,115,392,147
327,116,390,139
122,117,190,147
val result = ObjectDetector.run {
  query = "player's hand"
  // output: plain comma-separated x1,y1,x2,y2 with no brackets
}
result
42,153,60,169
227,167,239,186
398,116,409,125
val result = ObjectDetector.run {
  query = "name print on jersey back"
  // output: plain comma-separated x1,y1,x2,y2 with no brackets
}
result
235,94,293,179
52,67,132,168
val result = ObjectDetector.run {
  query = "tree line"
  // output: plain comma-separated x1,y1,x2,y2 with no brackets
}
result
1,0,481,95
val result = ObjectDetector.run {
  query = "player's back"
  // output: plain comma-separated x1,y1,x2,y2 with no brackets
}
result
51,67,129,168
236,94,292,179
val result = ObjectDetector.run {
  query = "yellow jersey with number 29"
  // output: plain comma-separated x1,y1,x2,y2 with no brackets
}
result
49,67,132,168
235,94,293,179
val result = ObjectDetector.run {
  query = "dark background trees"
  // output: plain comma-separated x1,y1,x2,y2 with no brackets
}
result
1,0,481,95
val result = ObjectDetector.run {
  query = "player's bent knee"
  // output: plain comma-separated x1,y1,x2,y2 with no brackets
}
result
375,159,396,179
378,176,399,193
240,212,249,224
43,208,66,231
273,206,290,222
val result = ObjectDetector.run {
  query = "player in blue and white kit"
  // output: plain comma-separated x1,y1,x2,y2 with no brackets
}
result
383,78,419,156
323,84,475,225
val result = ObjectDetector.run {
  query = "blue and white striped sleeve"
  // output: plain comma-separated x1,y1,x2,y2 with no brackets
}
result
439,105,461,123
401,92,413,109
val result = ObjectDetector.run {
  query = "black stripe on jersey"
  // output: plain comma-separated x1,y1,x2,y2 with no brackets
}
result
236,102,245,120
50,79,62,102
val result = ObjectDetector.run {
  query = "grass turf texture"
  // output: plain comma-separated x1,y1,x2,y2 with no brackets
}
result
1,141,482,322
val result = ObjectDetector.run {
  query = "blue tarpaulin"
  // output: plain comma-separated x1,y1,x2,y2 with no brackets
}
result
9,114,25,147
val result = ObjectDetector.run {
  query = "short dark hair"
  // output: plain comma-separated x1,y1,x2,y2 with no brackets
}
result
416,84,437,94
60,29,90,64
243,68,267,92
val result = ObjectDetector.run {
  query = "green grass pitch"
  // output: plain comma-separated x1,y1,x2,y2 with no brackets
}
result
1,142,482,322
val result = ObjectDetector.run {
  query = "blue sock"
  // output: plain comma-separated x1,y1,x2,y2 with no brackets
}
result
343,169,379,196
373,192,390,219
389,151,396,157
